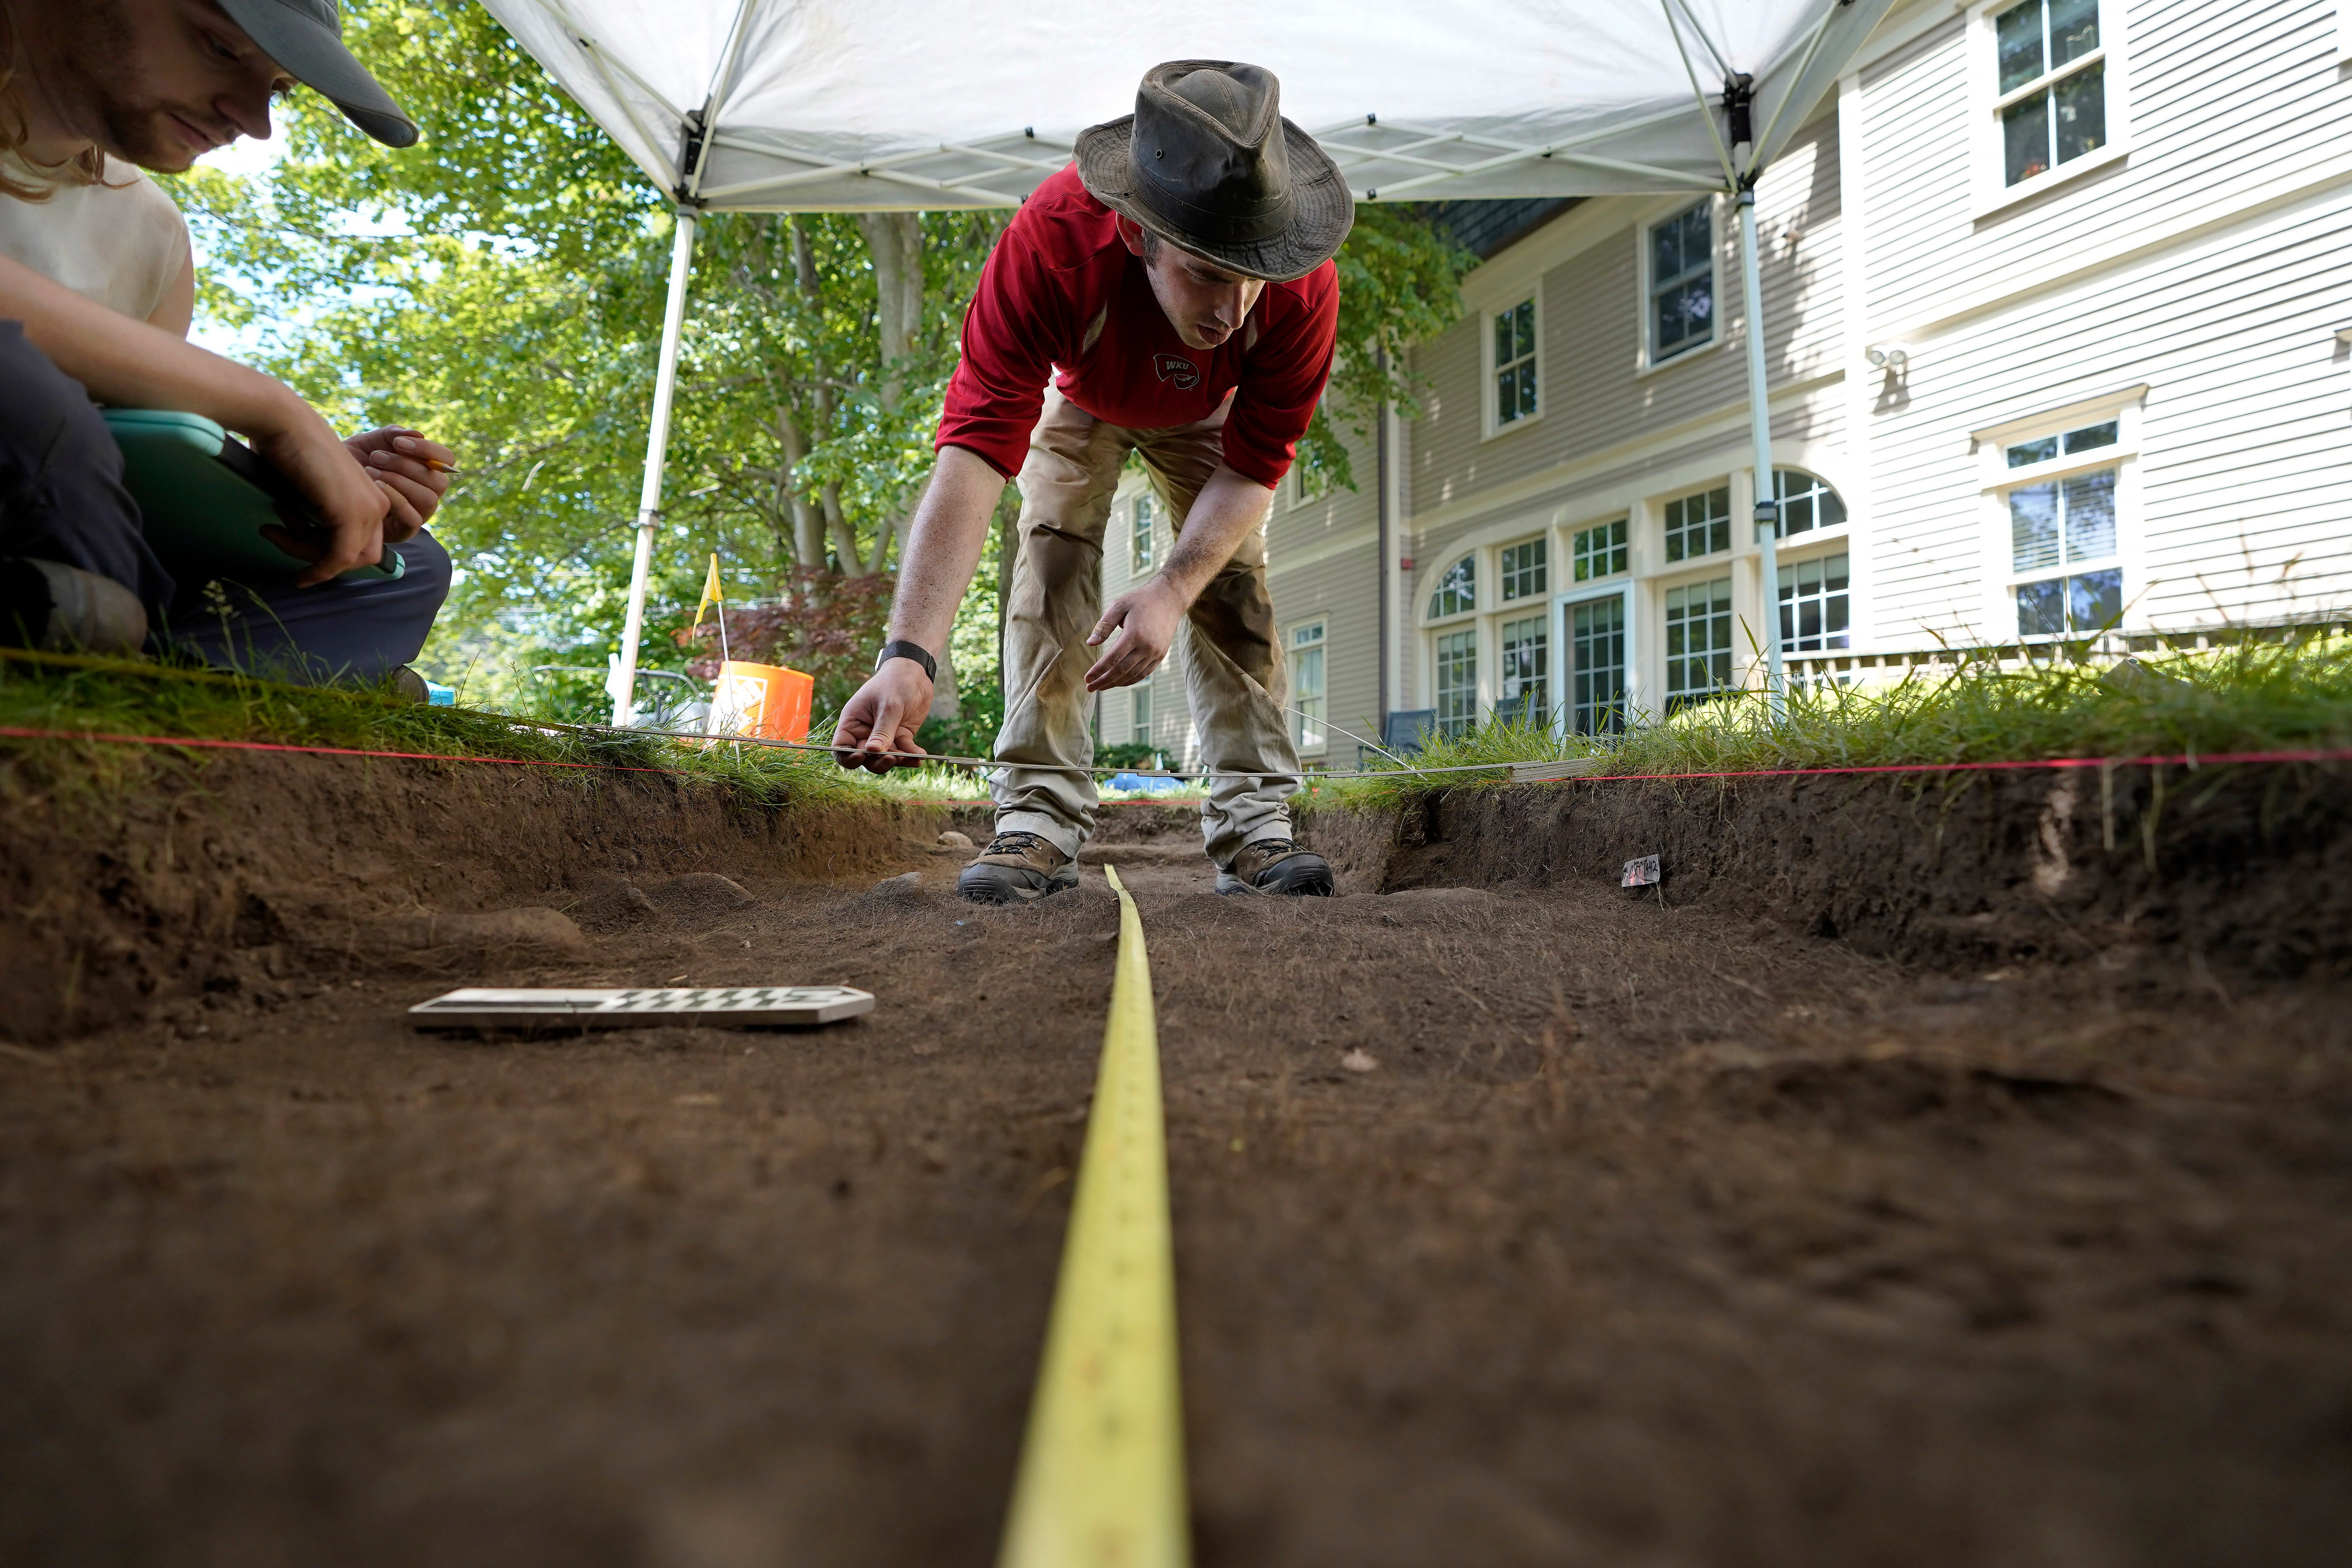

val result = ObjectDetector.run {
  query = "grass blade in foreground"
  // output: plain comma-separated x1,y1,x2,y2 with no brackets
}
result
998,865,1188,1568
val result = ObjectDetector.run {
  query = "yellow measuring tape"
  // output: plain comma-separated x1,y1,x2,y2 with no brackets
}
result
998,865,1189,1568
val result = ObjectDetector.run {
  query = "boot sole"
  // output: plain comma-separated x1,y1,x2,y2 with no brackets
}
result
957,867,1080,905
1215,862,1335,897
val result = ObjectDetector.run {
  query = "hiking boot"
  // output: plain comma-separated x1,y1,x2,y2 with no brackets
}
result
390,665,431,703
1217,838,1334,897
957,830,1080,904
0,558,146,655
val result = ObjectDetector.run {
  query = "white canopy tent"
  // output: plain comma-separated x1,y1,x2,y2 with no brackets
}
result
478,0,1897,726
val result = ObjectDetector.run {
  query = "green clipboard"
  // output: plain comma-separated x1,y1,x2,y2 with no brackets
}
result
103,408,405,585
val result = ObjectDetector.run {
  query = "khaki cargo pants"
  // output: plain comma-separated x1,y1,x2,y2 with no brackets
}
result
993,385,1303,866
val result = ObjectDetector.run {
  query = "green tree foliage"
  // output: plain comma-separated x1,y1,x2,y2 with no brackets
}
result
170,0,1469,717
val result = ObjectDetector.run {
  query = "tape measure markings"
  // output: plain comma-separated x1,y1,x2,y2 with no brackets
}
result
997,863,1189,1568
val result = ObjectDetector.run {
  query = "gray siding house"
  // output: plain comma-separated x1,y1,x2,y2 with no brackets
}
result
1110,0,2352,761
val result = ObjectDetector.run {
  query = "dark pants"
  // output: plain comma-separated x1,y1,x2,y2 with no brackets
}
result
0,319,450,683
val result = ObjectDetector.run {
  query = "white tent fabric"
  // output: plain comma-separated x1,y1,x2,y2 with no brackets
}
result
474,0,1897,726
485,0,1890,210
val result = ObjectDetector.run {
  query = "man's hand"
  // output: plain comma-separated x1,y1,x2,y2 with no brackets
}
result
831,658,934,773
345,428,454,539
247,396,394,587
1085,578,1187,691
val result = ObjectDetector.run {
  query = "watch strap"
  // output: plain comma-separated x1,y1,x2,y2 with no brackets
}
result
875,638,936,682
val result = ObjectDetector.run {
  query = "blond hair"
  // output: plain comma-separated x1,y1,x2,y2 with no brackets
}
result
0,8,108,201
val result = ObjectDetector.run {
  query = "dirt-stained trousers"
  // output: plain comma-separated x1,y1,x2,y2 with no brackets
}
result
992,385,1303,867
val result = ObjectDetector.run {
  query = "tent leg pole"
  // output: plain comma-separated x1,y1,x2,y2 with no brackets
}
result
614,208,701,728
1737,185,1785,722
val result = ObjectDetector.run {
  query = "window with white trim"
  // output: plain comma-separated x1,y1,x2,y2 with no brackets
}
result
1572,519,1628,581
1499,536,1547,602
2003,420,2121,637
1663,484,1731,563
1778,552,1851,653
1647,202,1714,362
1664,576,1733,711
1499,614,1548,724
1569,595,1627,735
1434,628,1478,737
1772,470,1847,537
1131,493,1156,573
1493,298,1538,426
1130,683,1152,742
1993,0,2106,188
1290,463,1331,508
1427,554,1476,619
1289,621,1326,751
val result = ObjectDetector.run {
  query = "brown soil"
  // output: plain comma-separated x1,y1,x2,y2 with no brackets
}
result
3,760,2349,1567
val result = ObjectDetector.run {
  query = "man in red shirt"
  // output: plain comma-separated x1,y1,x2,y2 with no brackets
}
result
832,60,1353,903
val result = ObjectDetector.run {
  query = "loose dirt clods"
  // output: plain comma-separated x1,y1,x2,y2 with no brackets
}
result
1,760,2348,1565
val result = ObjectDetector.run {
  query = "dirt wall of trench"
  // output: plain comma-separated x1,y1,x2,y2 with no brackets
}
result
0,755,943,1045
1299,765,2352,979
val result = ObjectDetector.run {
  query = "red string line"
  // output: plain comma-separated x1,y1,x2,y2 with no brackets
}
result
1,726,2345,783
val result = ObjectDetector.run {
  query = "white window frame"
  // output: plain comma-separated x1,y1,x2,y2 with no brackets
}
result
1288,461,1332,510
1431,623,1481,738
1774,546,1855,656
1483,293,1544,438
1658,480,1734,566
1968,0,2131,221
1553,582,1636,739
1495,606,1551,726
1769,469,1851,544
1973,388,2146,642
1129,681,1154,745
1568,516,1631,583
1634,197,1722,375
1131,492,1157,574
1497,533,1549,606
1423,552,1479,624
1660,571,1738,711
1287,619,1328,755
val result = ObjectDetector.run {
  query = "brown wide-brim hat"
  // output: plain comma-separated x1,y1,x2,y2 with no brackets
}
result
1076,60,1352,283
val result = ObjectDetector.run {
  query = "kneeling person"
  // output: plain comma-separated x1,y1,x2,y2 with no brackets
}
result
832,60,1347,901
0,0,451,681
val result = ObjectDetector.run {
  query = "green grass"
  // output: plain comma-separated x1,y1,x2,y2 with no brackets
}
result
1324,637,2352,811
0,649,882,810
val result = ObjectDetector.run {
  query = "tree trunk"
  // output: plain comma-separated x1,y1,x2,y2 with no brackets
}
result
775,404,823,567
855,212,925,415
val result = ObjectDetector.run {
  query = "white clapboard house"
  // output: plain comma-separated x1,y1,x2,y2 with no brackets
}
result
1094,0,2352,767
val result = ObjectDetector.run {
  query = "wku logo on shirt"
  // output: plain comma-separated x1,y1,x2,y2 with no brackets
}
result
1153,353,1201,390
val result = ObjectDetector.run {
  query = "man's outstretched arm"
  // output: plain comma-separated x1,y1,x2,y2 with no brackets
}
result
1082,463,1273,692
830,444,1007,772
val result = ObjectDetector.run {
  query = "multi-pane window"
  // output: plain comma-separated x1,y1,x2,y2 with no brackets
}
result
1291,463,1331,506
1499,615,1548,723
1778,553,1852,653
1570,595,1627,736
1427,554,1476,619
1500,537,1547,602
1290,622,1326,750
1130,683,1152,743
1573,519,1629,581
1131,493,1156,573
1663,484,1731,563
1996,0,2105,187
1493,298,1538,425
1434,628,1478,737
2005,421,2121,637
1648,202,1714,361
1773,470,1847,537
1664,576,1734,711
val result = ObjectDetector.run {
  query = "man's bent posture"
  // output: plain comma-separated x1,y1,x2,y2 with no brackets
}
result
832,61,1351,902
0,0,452,680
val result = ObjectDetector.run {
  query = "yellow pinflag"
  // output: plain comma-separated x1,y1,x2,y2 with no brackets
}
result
998,864,1188,1568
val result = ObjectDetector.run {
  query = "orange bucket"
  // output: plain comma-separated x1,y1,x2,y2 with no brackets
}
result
705,659,813,744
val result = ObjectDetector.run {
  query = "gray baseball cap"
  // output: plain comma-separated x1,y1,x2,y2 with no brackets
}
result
218,0,418,148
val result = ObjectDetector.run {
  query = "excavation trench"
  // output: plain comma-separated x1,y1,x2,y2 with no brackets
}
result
2,756,2348,1566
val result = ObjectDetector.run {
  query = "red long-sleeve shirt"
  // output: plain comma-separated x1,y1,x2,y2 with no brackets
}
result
936,165,1338,489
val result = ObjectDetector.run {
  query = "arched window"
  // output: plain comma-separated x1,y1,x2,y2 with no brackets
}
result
1426,555,1476,619
1773,470,1847,536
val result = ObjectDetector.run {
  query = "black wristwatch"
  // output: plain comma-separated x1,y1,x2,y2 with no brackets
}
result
874,639,936,682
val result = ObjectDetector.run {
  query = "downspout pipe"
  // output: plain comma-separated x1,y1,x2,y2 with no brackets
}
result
1375,348,1392,734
